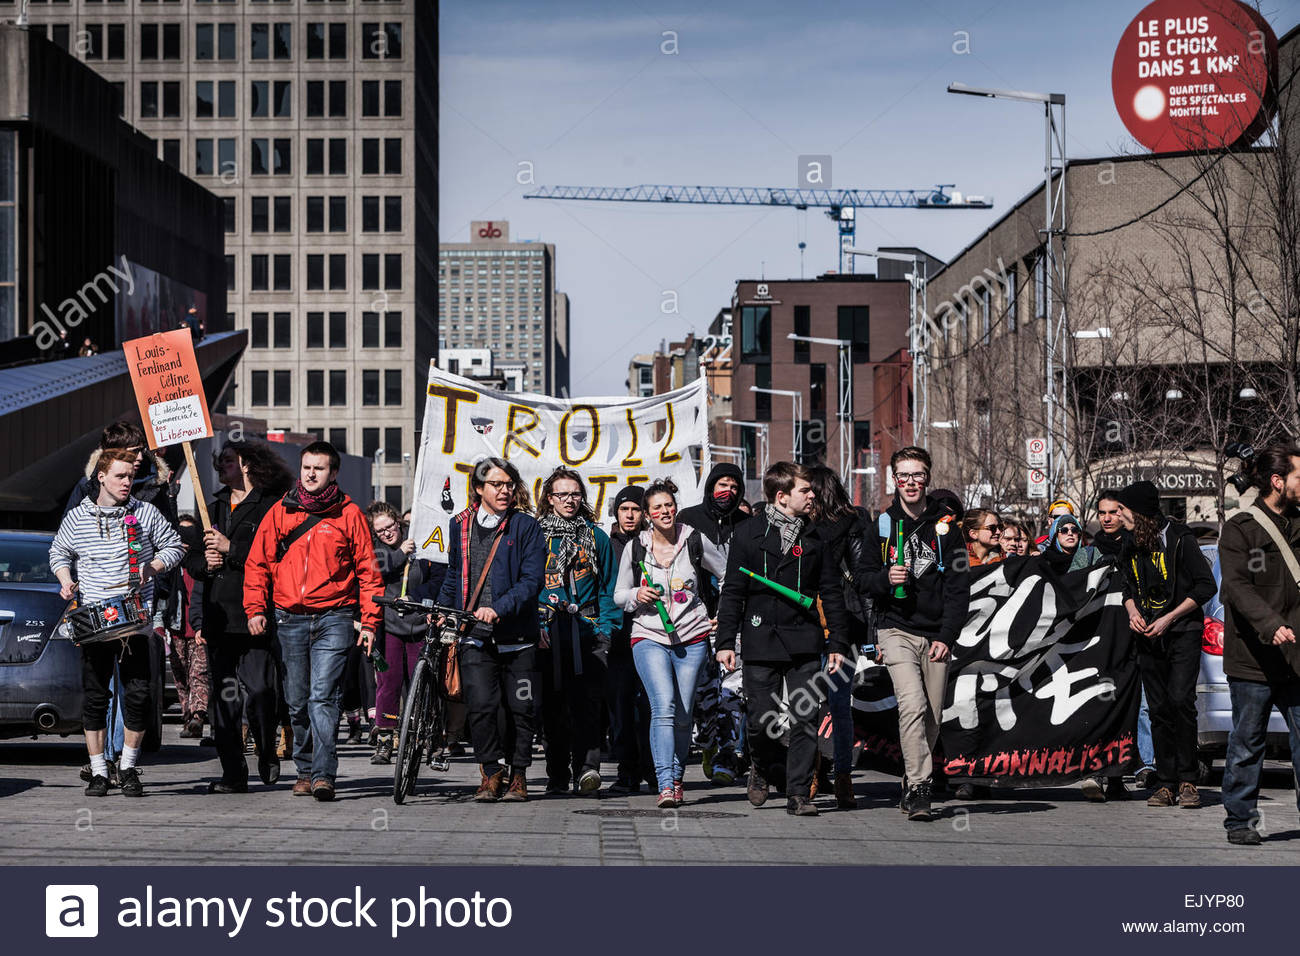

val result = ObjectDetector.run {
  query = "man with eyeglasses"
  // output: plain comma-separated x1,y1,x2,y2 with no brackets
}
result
857,446,970,821
536,467,621,795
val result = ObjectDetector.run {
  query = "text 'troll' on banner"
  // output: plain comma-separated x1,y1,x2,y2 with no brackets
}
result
409,367,710,563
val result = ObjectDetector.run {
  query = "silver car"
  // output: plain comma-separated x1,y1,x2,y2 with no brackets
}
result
1196,544,1292,759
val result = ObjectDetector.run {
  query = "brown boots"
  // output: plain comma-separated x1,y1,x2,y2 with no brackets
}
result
476,767,528,802
502,772,528,802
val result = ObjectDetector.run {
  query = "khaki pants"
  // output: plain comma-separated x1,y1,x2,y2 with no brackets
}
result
878,627,949,785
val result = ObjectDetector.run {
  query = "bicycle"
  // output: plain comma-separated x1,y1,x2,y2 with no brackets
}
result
372,595,481,805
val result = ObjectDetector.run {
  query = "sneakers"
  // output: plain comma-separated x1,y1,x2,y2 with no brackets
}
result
119,766,143,797
673,780,684,805
902,781,933,821
501,772,528,802
84,774,109,797
746,767,769,807
710,762,737,786
834,774,857,810
80,760,119,788
656,787,677,809
311,778,335,801
1147,786,1176,807
786,795,819,816
292,773,313,796
475,767,506,802
1177,782,1201,809
371,730,395,765
1227,828,1262,846
1080,776,1106,802
577,769,602,794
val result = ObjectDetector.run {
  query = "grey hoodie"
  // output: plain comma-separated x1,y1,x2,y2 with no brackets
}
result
50,495,184,605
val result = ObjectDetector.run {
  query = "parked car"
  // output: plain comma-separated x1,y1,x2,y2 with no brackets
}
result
1197,544,1291,761
0,530,165,747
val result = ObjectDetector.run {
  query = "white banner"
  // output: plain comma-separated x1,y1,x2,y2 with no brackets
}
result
410,367,710,562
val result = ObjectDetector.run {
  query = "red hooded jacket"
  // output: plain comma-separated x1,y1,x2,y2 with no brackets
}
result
242,488,383,633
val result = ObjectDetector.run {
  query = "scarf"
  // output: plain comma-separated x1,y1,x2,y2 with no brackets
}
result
540,513,597,578
764,503,804,555
295,479,341,514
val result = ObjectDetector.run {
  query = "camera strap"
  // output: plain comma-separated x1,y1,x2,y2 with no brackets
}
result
1246,506,1300,589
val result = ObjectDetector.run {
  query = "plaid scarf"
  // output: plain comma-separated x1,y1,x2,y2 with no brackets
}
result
765,504,804,555
294,479,341,514
539,513,597,578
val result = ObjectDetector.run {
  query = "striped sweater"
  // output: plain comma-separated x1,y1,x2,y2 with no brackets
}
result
49,495,184,604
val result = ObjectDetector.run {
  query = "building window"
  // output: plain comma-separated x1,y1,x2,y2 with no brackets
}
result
51,24,71,52
329,254,346,291
329,195,346,232
306,312,324,348
221,197,235,233
307,80,346,117
252,80,292,118
250,255,269,291
329,428,347,455
196,81,214,117
307,369,324,406
218,23,235,60
273,254,291,291
385,254,402,290
836,306,870,362
328,80,346,117
139,22,157,60
384,429,402,462
740,305,770,362
362,428,380,458
274,195,290,232
273,311,291,348
329,138,346,175
329,310,346,347
809,363,826,416
139,81,158,118
362,370,379,406
384,196,401,232
195,22,214,59
250,370,268,406
225,255,235,291
384,369,402,406
162,139,181,168
306,196,324,232
106,24,125,59
109,81,124,117
385,311,401,348
1005,265,1017,333
250,23,288,59
329,369,346,406
250,311,268,348
362,255,379,290
792,305,810,363
362,312,379,348
754,364,771,418
361,22,402,59
251,196,269,232
161,81,180,117
195,139,214,174
361,80,400,118
251,139,269,175
361,137,402,175
362,196,380,232
307,255,325,291
272,369,290,406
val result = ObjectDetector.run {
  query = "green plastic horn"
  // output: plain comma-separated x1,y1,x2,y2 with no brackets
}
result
638,560,677,635
739,567,814,611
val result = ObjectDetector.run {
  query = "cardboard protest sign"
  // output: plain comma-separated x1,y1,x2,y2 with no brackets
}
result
123,329,213,449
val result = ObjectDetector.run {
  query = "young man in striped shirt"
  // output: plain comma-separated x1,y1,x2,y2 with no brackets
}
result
50,447,184,798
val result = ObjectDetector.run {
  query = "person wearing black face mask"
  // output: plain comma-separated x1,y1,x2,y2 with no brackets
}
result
679,462,752,785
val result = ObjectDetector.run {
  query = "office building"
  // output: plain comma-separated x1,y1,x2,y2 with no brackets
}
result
438,220,570,397
18,0,440,508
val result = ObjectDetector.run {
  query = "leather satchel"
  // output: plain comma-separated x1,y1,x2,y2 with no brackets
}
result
445,524,506,701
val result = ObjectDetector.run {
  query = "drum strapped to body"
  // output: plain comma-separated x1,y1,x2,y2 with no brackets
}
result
64,592,151,646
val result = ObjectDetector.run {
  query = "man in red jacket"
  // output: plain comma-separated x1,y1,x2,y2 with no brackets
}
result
243,441,382,801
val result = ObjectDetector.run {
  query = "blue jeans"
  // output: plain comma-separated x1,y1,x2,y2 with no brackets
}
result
277,607,355,783
633,639,709,791
106,669,125,761
1137,687,1154,769
823,653,855,774
1222,678,1300,832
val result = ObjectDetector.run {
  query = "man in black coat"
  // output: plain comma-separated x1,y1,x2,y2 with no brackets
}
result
715,462,851,817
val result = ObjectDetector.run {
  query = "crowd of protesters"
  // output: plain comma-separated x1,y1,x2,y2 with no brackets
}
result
46,422,1300,845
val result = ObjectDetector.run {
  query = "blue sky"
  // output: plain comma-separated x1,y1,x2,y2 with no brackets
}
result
439,0,1300,395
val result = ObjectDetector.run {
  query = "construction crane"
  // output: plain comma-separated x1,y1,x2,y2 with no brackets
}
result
523,183,993,273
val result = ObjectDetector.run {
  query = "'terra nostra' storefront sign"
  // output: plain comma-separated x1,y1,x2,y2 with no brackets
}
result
1112,0,1277,153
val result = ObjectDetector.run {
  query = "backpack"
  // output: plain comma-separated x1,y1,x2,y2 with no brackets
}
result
629,530,714,613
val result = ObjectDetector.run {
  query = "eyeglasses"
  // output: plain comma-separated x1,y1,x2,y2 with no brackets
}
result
550,491,583,501
373,523,400,536
895,472,929,485
982,523,1000,533
482,480,515,491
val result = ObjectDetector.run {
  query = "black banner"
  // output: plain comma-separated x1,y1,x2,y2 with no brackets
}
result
940,557,1141,786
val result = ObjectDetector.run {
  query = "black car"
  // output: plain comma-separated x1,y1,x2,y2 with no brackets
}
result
0,530,165,747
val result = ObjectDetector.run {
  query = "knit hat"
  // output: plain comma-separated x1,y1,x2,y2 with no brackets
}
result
1118,480,1161,519
611,484,645,515
928,488,964,522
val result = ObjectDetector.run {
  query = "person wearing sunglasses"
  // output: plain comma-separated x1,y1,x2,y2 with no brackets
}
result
962,509,1004,567
1041,514,1102,575
857,447,970,821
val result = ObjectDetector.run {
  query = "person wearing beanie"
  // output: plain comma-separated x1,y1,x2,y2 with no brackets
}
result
1041,514,1102,575
606,484,654,794
1116,480,1216,810
678,462,750,548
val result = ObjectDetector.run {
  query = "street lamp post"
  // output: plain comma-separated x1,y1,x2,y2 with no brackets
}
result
725,418,770,477
787,332,853,484
948,82,1067,497
843,247,929,449
749,386,804,462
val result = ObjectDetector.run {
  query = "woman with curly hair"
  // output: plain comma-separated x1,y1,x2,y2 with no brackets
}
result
190,438,293,793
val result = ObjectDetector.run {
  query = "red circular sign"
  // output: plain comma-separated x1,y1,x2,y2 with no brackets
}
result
1112,0,1276,153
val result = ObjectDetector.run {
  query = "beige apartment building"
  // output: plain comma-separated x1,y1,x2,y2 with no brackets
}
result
17,0,439,508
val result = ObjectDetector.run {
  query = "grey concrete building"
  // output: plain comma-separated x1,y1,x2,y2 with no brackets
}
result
15,0,439,509
438,220,571,397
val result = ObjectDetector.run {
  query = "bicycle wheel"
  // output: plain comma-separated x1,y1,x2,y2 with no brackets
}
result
393,657,433,804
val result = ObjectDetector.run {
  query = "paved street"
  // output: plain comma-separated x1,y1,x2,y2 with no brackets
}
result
2,726,1298,866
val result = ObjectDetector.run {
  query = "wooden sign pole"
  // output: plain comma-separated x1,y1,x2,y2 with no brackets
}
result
181,441,212,530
